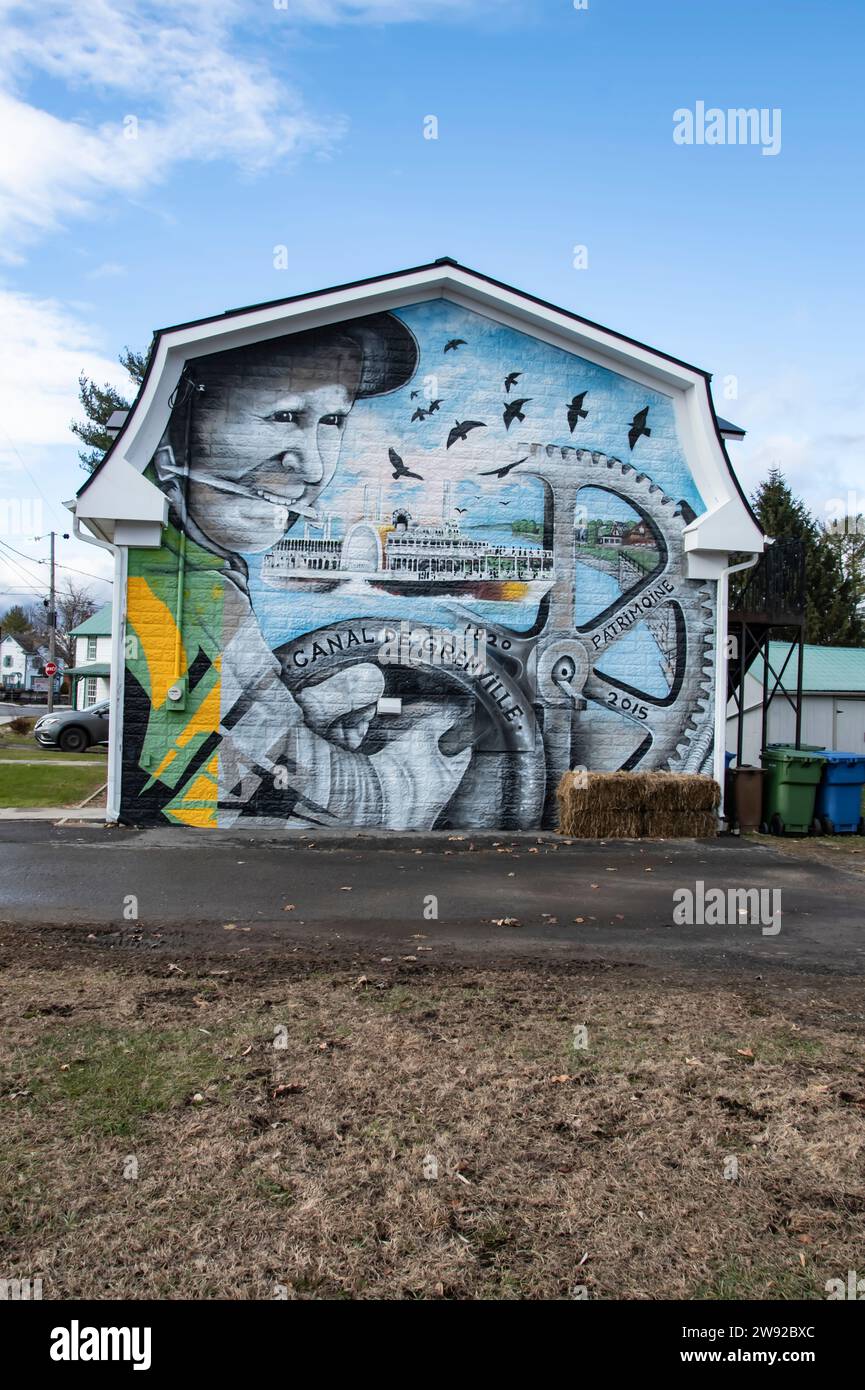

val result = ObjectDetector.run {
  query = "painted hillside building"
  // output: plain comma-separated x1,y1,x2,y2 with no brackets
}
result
71,260,763,830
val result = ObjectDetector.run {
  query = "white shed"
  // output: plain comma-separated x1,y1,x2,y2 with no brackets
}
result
727,643,865,765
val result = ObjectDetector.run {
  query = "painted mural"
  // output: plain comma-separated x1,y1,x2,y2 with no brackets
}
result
122,300,716,829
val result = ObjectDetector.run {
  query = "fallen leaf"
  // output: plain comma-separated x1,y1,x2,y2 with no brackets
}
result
272,1082,306,1098
283,904,295,913
737,1048,754,1057
491,917,521,928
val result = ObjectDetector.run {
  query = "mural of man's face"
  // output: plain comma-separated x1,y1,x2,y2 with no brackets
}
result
187,336,363,553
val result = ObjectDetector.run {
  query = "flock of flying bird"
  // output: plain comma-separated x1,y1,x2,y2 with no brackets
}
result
386,337,653,486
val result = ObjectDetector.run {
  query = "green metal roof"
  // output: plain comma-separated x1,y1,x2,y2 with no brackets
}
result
69,602,112,637
66,662,110,677
750,643,865,694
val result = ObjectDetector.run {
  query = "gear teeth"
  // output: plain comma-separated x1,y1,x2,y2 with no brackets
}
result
510,448,717,773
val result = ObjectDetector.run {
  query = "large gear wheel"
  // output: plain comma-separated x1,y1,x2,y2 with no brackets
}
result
486,443,717,784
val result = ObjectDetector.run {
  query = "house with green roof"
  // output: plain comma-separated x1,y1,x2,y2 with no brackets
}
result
726,642,865,764
68,603,112,709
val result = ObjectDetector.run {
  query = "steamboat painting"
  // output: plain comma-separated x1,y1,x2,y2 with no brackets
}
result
261,483,556,603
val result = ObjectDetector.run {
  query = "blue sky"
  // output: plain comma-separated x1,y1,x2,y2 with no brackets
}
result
1,0,862,607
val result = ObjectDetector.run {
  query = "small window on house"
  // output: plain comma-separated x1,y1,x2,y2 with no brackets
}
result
84,677,98,707
87,636,97,660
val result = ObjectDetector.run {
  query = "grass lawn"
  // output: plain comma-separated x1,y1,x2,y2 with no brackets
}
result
0,719,106,806
1,936,863,1300
746,831,865,876
0,761,106,807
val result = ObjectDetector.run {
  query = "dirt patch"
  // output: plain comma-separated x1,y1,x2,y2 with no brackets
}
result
748,831,865,876
1,926,863,1300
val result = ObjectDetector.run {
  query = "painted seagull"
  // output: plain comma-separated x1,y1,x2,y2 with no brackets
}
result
504,371,522,392
410,390,421,399
566,392,589,432
388,446,424,480
446,419,486,448
411,407,428,422
426,398,443,413
479,455,528,479
455,507,468,514
628,406,651,450
503,397,532,431
444,338,467,352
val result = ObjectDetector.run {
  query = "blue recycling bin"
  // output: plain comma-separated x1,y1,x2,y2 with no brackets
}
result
814,752,865,835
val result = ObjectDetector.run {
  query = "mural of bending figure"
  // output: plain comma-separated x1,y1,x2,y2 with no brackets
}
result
128,314,472,828
123,296,717,831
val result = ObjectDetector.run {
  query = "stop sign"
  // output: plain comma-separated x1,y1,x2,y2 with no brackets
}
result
44,661,57,677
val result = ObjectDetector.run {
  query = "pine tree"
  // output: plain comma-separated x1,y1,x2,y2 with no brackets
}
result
821,514,865,618
70,346,149,472
749,468,865,645
0,605,31,636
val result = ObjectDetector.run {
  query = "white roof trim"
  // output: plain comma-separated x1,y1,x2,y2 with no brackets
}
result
74,261,763,555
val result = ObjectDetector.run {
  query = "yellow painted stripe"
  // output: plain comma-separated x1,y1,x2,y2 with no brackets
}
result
127,577,188,709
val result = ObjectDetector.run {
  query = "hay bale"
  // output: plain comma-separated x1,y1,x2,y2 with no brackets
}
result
556,770,719,839
641,811,719,839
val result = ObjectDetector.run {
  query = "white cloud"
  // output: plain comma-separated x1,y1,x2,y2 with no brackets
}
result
733,367,865,522
0,289,122,598
0,288,127,450
281,0,486,18
0,0,342,251
85,263,127,281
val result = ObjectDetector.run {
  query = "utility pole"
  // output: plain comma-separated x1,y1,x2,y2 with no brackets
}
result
34,529,67,713
47,531,56,714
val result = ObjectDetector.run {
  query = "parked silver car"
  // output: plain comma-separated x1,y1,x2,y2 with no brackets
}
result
34,701,110,753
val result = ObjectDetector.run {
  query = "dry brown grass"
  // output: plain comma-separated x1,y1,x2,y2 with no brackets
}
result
1,937,863,1301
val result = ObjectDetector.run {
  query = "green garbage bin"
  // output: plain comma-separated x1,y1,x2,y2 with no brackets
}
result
760,746,827,835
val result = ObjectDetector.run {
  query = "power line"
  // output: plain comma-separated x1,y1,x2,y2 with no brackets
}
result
0,426,68,529
0,541,45,588
0,537,112,587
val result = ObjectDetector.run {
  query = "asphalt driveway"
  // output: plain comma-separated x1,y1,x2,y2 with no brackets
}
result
0,823,861,976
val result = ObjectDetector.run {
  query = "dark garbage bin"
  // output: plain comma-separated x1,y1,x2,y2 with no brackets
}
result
760,746,827,835
729,765,765,833
814,752,865,835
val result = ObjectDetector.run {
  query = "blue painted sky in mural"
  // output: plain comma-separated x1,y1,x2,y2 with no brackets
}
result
245,299,688,663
